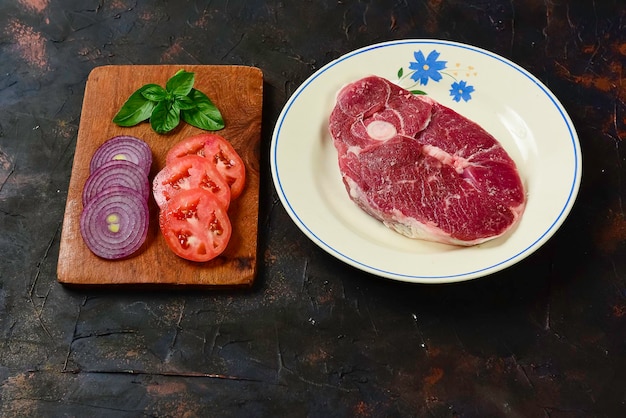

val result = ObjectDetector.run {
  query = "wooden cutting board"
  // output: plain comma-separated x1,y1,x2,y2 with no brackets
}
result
57,65,263,287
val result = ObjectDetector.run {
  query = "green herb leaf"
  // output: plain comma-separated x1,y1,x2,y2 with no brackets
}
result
113,69,224,134
410,90,427,95
150,100,181,133
166,70,195,97
174,95,196,110
181,88,224,131
112,84,159,127
141,84,167,102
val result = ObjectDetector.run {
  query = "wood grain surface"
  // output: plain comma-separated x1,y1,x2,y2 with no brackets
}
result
57,65,263,287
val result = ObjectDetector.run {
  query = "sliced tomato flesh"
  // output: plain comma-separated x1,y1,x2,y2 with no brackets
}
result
159,188,232,262
165,133,246,200
152,155,231,209
204,135,246,199
166,134,208,163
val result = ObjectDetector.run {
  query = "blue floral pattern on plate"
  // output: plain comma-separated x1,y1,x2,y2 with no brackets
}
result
397,49,477,102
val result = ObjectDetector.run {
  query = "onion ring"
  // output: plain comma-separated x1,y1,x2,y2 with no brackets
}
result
82,159,150,206
89,135,153,175
80,186,149,260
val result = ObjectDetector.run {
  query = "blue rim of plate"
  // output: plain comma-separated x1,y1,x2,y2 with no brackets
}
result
270,39,582,283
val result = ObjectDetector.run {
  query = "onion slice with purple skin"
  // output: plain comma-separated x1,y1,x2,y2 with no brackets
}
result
89,135,153,175
82,159,150,206
80,186,149,260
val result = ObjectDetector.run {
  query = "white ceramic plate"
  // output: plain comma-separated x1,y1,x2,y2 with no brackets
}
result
270,39,581,284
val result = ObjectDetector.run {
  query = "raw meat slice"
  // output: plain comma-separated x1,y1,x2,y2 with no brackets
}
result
328,75,526,246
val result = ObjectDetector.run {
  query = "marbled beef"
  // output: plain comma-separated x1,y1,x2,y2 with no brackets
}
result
328,76,526,246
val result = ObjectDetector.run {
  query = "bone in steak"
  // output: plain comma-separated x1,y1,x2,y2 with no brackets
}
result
328,75,526,246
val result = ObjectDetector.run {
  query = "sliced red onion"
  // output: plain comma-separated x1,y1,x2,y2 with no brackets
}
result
82,159,150,206
89,135,153,175
80,186,149,260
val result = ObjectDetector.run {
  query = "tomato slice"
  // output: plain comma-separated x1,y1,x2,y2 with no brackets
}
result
152,155,231,209
203,134,246,199
159,188,232,262
166,133,246,200
166,134,208,162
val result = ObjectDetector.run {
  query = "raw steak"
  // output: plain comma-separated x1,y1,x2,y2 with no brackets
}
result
328,75,526,246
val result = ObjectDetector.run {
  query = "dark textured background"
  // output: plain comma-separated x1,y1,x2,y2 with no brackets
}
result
1,0,625,416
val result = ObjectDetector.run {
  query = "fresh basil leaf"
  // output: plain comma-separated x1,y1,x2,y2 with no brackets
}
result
181,88,224,131
112,84,158,127
150,100,181,133
141,84,167,102
113,69,225,134
166,70,195,97
173,95,196,110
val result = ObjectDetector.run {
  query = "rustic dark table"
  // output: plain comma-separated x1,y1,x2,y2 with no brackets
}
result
1,0,625,416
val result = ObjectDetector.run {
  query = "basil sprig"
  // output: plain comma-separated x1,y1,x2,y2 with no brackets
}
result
113,69,224,134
